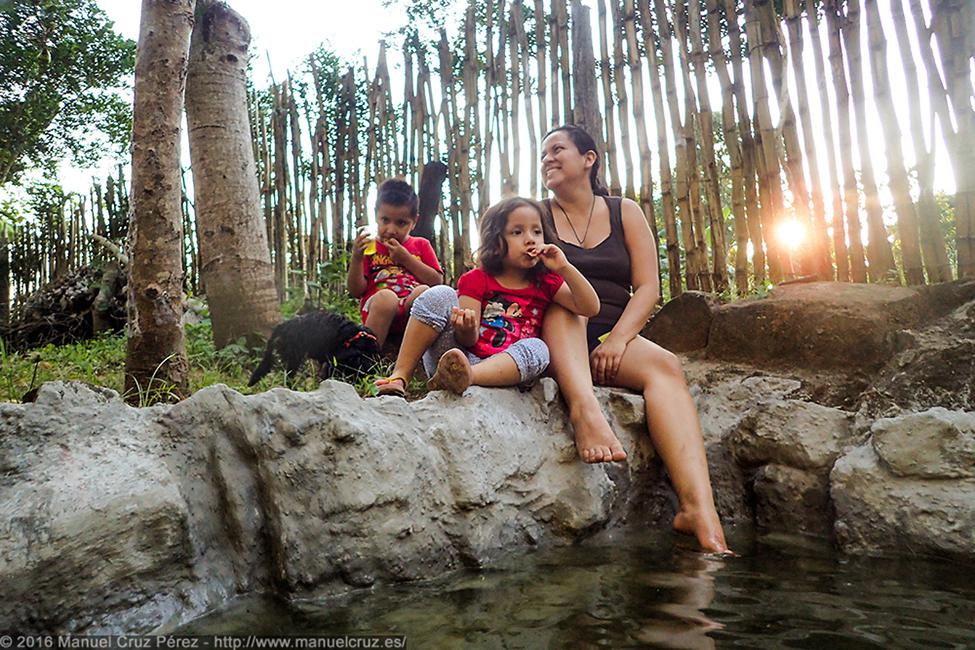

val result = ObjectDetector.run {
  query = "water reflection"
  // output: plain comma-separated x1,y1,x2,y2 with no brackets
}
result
181,529,975,649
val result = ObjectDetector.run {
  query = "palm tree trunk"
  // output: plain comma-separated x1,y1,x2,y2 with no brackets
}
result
185,0,280,348
125,0,193,399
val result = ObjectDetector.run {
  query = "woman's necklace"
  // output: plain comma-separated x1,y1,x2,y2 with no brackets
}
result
555,194,597,246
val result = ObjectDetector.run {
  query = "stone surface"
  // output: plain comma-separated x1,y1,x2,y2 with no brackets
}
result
0,379,669,633
831,428,975,559
871,408,975,479
643,291,719,353
753,464,832,537
707,282,924,370
729,400,855,470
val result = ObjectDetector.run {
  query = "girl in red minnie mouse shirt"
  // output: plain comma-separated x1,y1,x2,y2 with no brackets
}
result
376,197,599,396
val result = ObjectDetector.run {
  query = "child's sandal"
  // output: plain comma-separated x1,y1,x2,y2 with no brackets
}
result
375,375,407,397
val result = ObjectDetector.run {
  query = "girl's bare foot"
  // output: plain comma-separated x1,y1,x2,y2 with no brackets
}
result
571,407,627,463
427,349,472,395
673,507,731,554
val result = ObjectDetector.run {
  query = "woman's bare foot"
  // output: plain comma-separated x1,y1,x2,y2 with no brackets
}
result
673,507,731,554
571,407,627,463
427,349,472,395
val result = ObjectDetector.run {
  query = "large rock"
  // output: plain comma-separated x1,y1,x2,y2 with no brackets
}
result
706,282,924,370
0,380,668,633
831,410,975,559
871,408,975,479
643,291,719,353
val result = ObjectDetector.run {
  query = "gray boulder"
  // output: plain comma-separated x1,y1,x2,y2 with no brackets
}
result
831,408,975,558
0,379,668,633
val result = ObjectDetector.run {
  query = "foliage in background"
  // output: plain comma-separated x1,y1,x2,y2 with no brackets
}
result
0,0,135,186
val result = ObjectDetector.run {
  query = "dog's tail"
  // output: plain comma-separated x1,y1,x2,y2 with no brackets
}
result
248,338,277,386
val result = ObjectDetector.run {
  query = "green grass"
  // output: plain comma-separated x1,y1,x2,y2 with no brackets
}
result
0,313,426,405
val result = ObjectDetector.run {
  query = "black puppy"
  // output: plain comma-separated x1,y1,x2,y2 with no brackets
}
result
248,310,381,387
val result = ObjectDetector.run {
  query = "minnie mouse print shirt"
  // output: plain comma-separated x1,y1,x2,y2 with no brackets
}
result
457,268,564,358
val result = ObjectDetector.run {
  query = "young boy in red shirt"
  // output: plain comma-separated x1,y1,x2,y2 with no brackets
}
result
347,179,443,346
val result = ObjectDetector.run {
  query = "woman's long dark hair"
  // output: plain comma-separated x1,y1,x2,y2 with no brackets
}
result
477,197,555,281
543,124,610,197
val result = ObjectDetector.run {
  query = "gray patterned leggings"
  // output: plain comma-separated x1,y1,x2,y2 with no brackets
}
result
410,285,550,382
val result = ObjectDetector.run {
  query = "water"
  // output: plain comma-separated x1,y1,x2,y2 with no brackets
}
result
179,529,975,648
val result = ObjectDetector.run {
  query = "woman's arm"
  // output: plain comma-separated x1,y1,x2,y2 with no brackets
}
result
589,198,660,385
605,198,660,344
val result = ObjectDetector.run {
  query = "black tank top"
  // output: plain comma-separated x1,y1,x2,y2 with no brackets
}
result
543,196,632,332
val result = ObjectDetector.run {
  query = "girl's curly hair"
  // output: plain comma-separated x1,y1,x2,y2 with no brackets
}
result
476,197,555,280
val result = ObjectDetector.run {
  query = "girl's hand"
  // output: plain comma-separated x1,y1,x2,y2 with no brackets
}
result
590,335,626,385
450,306,478,341
530,243,569,272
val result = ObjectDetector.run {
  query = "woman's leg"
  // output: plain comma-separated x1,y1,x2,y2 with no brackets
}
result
611,336,729,553
541,304,627,463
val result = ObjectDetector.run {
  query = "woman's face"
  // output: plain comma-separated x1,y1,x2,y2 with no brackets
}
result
541,130,595,192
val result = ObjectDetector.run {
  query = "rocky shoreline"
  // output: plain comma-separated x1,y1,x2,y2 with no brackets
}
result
1,281,973,633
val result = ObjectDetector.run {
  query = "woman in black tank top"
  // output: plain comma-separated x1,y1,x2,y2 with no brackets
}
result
540,125,729,554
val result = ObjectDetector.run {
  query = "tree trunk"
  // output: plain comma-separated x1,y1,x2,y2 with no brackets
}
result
185,0,281,348
0,231,8,331
533,0,548,133
842,0,895,281
271,83,289,300
513,1,540,198
571,1,606,157
125,0,193,400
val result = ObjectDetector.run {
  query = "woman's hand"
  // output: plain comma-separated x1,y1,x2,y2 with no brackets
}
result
590,335,627,385
450,306,478,344
530,243,569,272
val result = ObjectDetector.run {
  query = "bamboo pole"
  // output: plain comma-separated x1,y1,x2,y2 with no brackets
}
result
783,0,832,279
621,0,658,272
825,0,865,282
533,0,549,134
596,0,622,196
640,0,681,296
743,0,789,282
513,0,540,198
842,0,895,281
610,0,636,199
653,0,703,290
722,0,766,286
688,0,727,291
864,0,924,284
706,0,748,292
806,0,847,282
